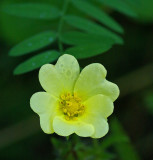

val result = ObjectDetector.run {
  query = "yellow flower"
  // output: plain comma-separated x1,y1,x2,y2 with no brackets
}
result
30,54,119,138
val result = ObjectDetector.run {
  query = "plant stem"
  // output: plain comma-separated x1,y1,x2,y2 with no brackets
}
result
66,136,70,141
57,0,70,54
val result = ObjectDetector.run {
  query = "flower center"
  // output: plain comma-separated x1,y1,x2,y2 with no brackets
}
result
59,93,85,120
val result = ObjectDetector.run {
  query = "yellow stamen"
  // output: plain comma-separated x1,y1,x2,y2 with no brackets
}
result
61,95,65,100
59,92,85,121
63,108,67,113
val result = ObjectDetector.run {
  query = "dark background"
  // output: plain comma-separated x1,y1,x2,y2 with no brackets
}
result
0,0,153,159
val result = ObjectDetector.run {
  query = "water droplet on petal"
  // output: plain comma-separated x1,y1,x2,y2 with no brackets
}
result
66,70,71,76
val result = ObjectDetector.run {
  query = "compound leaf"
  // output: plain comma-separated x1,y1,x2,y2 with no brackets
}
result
65,15,123,44
9,31,57,56
14,50,60,74
2,3,61,20
98,0,137,18
72,0,123,33
65,43,112,59
61,31,115,45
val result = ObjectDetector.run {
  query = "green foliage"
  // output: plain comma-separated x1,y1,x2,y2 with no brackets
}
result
50,118,140,160
101,134,129,150
97,0,137,18
60,31,115,45
14,50,59,74
9,31,57,56
72,0,124,33
64,15,123,44
130,0,153,23
2,3,61,20
51,136,115,160
1,0,138,74
144,91,153,115
66,43,112,59
111,118,141,160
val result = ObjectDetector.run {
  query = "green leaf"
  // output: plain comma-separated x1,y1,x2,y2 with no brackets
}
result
14,50,59,74
72,0,123,33
101,152,116,160
61,31,115,45
101,134,129,150
144,91,153,115
2,3,61,20
64,15,123,44
51,137,62,149
65,43,112,59
98,0,137,18
9,31,57,56
111,118,141,160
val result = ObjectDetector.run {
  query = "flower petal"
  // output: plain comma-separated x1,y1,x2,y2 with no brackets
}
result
74,63,119,101
40,114,54,134
100,80,119,102
39,64,64,97
55,54,80,92
30,92,56,114
53,116,94,137
91,116,109,138
30,92,58,133
81,114,109,138
84,94,114,118
39,54,80,97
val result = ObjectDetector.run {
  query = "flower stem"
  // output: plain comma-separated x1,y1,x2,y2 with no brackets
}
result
57,0,70,54
66,136,69,141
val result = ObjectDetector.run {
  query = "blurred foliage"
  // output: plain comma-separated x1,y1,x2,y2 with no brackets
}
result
1,0,126,74
0,0,152,74
144,91,153,115
50,118,140,160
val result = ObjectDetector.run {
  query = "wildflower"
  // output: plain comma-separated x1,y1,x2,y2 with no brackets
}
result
30,54,119,138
